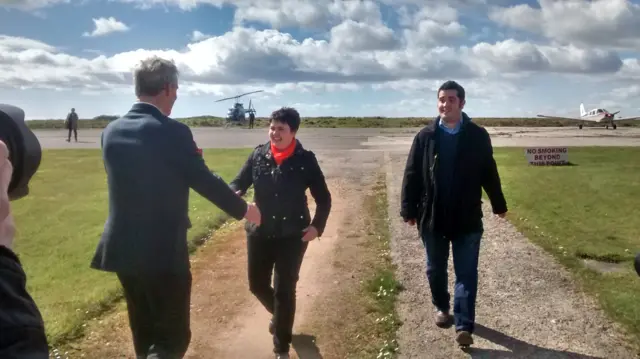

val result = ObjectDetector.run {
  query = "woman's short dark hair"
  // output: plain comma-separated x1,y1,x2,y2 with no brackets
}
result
270,107,300,132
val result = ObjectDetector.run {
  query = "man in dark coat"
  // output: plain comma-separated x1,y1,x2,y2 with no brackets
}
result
65,108,78,142
249,111,255,129
400,80,507,348
90,56,262,359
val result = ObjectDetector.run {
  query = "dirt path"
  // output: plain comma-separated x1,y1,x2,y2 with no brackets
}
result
383,151,638,359
184,180,348,359
60,149,386,359
184,149,384,358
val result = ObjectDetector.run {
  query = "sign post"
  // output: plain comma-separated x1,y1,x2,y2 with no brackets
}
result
524,147,569,166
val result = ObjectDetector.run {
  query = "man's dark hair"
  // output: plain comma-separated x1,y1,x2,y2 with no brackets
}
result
270,107,300,132
438,80,465,103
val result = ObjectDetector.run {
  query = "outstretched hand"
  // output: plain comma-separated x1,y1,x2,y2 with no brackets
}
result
243,202,261,226
302,225,318,242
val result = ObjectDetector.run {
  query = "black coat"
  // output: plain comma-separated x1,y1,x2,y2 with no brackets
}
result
0,246,49,359
229,140,331,239
91,103,248,275
400,112,507,236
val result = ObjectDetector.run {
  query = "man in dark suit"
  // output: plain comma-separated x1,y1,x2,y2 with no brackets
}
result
90,56,261,359
65,108,78,142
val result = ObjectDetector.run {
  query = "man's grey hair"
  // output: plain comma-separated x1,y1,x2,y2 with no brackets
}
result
133,56,179,97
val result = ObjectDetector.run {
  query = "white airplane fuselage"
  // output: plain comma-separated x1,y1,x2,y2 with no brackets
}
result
581,112,609,122
578,103,617,129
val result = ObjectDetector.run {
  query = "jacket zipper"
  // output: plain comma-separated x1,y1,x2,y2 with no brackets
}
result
429,153,438,230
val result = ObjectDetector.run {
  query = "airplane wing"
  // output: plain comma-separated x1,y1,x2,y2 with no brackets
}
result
614,115,640,121
537,114,580,121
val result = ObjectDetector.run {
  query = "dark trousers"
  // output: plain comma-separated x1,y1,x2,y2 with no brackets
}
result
117,272,192,359
421,230,483,333
247,233,308,354
67,128,77,141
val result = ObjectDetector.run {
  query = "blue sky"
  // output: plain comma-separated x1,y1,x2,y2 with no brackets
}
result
1,0,639,120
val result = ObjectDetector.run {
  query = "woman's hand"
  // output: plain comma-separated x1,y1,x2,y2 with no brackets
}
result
302,225,318,242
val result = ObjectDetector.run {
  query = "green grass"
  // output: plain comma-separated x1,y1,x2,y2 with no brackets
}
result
10,148,251,347
361,175,402,359
494,147,640,347
26,116,640,130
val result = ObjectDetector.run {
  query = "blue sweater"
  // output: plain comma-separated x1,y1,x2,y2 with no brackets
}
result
435,118,462,213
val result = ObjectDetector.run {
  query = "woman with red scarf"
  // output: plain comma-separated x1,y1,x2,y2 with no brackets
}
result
229,107,332,359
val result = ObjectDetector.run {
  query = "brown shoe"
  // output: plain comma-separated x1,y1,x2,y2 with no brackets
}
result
456,330,474,348
435,310,453,328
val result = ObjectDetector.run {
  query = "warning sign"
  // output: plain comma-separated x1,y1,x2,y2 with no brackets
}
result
524,147,569,166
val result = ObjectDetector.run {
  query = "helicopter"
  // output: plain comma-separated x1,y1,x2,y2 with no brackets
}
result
215,90,263,127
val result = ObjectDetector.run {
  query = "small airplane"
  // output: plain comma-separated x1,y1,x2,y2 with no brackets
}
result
537,103,640,129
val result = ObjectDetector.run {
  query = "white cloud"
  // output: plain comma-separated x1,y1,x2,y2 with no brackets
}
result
82,17,130,37
1,0,639,119
190,30,212,42
466,39,623,75
115,0,384,28
397,4,467,48
0,0,69,11
488,0,640,50
0,22,634,95
329,20,398,52
619,58,640,79
611,85,640,100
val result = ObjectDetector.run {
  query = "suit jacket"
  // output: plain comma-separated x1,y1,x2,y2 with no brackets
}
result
90,103,248,275
65,112,78,130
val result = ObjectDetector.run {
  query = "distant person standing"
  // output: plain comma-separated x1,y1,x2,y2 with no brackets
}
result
400,80,507,348
65,108,78,142
249,111,255,129
90,55,262,359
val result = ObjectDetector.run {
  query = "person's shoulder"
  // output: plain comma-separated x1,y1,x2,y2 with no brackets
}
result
411,119,437,142
461,113,487,133
253,140,270,153
295,141,319,162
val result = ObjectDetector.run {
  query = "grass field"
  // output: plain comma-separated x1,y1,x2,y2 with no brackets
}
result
494,147,640,344
25,115,640,130
10,148,251,347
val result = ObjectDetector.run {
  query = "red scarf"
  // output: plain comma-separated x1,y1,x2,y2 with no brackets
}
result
271,139,296,165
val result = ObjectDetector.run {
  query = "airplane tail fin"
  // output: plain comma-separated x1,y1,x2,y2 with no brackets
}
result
580,103,586,117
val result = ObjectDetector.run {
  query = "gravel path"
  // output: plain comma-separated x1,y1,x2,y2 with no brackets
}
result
384,151,638,359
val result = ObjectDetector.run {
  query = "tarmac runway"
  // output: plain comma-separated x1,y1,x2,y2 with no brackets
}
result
36,126,640,151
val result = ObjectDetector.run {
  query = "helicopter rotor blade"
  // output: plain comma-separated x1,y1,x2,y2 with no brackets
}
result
214,90,263,103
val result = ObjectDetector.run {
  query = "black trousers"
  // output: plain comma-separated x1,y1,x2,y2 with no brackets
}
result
67,128,77,141
247,233,308,354
117,272,192,359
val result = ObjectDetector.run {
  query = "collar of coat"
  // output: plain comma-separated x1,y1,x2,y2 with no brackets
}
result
426,111,472,132
256,139,305,161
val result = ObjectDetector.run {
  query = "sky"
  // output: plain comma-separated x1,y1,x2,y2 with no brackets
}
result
1,0,640,120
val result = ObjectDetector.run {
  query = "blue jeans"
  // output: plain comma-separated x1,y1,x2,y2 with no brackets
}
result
421,230,483,333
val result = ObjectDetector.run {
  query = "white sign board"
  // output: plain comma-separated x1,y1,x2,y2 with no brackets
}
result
525,147,569,166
